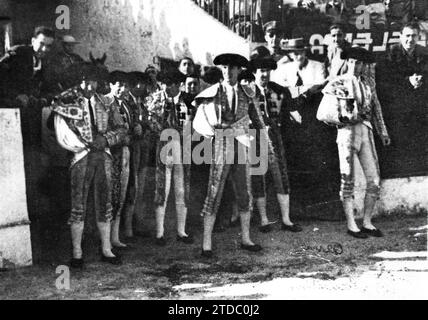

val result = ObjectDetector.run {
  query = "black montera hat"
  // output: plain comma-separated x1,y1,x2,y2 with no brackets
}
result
250,46,271,60
61,62,108,89
201,66,223,84
238,69,255,82
249,57,277,71
158,68,186,85
213,53,249,68
127,71,150,86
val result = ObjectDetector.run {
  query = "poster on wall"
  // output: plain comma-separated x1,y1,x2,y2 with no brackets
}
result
273,0,428,56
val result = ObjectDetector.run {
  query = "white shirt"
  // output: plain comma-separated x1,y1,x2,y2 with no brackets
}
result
223,83,238,113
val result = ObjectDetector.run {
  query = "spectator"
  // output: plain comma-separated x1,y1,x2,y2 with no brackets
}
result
325,23,352,79
0,26,55,105
178,57,196,77
0,26,55,262
272,38,338,208
376,21,428,177
272,38,326,98
263,21,286,62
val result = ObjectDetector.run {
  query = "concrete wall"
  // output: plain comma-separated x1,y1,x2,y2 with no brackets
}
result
0,109,32,268
63,0,250,71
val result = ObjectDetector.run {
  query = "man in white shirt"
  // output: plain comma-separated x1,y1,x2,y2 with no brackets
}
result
271,38,327,98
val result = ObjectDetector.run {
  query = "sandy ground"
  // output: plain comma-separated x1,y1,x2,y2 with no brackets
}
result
1,167,427,299
0,210,426,300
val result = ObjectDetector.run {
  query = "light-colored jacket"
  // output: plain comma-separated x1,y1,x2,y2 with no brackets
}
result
271,59,327,98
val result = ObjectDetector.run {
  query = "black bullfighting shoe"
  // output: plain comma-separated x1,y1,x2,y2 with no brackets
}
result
201,250,213,258
155,236,167,246
177,234,194,244
360,227,384,238
101,254,122,265
69,258,84,269
259,221,277,233
281,223,303,232
240,243,263,252
229,218,240,228
347,230,369,239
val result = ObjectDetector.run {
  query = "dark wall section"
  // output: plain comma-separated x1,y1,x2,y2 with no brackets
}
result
4,0,59,45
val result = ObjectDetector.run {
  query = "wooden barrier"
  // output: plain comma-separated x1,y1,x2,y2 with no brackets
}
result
0,108,32,269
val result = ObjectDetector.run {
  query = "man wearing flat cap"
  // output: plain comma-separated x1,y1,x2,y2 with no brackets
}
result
193,53,265,257
248,50,303,234
263,20,289,65
263,21,281,57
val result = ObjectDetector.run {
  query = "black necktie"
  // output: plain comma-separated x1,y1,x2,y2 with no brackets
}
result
231,87,236,115
296,72,303,87
88,100,97,132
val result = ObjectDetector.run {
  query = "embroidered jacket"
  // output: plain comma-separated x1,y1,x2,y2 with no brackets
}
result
325,69,389,138
52,86,127,166
193,82,265,147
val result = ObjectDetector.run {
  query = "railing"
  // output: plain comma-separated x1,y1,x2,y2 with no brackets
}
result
193,0,262,41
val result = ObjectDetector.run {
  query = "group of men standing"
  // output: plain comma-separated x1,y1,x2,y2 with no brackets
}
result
1,18,426,267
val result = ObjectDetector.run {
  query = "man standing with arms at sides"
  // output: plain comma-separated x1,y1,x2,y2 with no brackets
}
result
152,70,193,246
105,71,134,249
249,52,303,234
193,53,264,258
323,46,391,238
122,71,150,240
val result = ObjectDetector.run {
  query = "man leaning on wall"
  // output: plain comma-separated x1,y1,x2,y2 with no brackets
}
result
0,26,55,263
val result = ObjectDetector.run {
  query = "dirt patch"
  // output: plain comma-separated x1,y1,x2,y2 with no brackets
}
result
0,199,426,300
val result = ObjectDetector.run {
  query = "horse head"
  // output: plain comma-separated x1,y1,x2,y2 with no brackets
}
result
89,51,108,68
